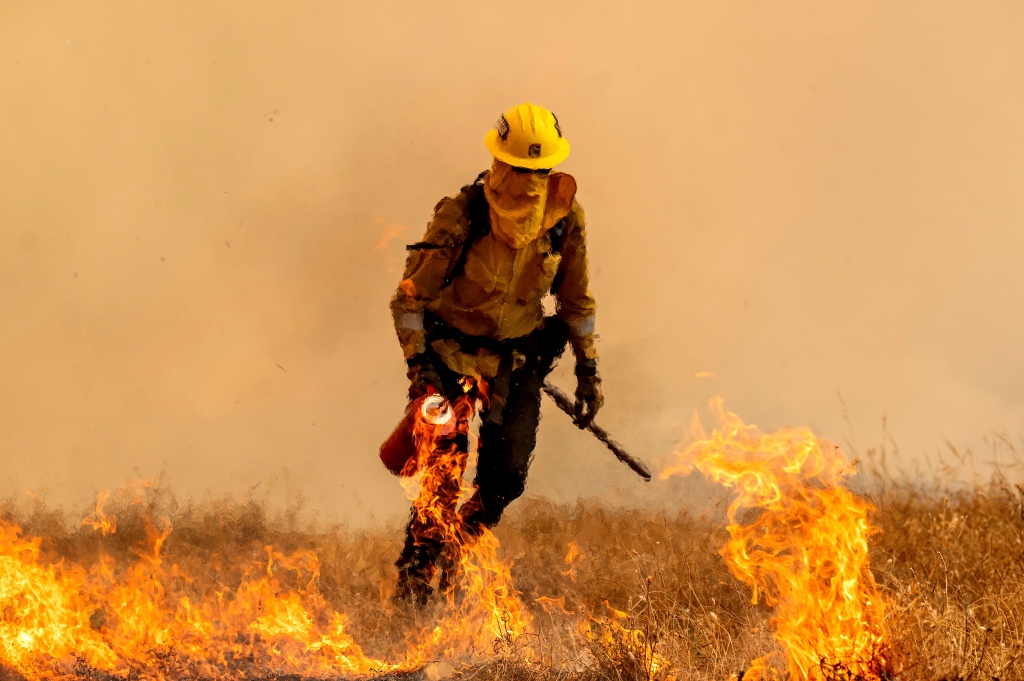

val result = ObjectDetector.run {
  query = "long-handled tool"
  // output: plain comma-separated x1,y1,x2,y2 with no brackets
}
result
542,380,652,482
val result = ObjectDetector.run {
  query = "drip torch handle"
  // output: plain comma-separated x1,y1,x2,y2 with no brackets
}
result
541,380,653,482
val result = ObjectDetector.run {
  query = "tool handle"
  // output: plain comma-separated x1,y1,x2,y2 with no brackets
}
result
542,381,653,482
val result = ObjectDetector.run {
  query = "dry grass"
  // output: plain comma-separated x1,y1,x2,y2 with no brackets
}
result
2,470,1024,681
872,482,1024,680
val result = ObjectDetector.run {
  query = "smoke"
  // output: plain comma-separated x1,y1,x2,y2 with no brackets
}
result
2,1,1023,524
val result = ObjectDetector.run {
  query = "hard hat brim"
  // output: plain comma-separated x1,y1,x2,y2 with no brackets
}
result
483,129,571,170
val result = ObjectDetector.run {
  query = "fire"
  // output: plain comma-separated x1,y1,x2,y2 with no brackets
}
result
397,386,532,659
0,499,396,680
585,601,671,681
0,387,534,681
560,540,581,582
661,398,890,680
81,489,116,536
0,396,894,681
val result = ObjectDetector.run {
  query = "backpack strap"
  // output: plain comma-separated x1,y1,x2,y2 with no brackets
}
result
406,170,488,249
442,172,491,289
416,170,569,291
548,218,566,255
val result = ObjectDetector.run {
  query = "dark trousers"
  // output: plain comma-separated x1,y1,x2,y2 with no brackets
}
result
395,318,569,594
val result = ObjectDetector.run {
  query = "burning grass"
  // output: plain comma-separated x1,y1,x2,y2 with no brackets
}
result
2,402,1023,681
1,474,1023,681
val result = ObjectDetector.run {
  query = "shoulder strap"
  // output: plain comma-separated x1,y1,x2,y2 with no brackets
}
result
548,218,566,255
428,171,566,289
442,171,490,288
547,216,570,293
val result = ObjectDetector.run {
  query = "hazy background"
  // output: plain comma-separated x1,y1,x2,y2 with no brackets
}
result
3,1,1023,524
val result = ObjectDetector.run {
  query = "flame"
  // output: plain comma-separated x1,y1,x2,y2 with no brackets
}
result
0,389,533,681
535,596,574,616
585,601,671,681
559,540,581,582
0,395,893,681
368,218,411,273
0,499,396,680
563,540,580,565
661,398,890,680
398,385,532,660
368,218,409,253
559,543,668,681
81,489,116,536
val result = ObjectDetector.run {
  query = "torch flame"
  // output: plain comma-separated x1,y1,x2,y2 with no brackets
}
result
398,386,532,661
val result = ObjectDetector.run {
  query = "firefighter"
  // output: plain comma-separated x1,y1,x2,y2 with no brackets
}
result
389,102,602,603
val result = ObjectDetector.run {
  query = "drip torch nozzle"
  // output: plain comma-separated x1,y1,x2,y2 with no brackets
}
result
419,394,453,427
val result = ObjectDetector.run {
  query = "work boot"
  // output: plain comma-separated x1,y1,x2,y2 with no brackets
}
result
436,513,490,604
458,491,496,540
436,544,461,600
393,567,434,608
393,534,441,608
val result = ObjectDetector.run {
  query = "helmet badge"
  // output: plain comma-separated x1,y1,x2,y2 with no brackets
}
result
528,143,542,158
496,115,510,142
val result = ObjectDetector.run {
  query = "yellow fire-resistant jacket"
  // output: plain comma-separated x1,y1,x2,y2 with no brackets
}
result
391,185,597,379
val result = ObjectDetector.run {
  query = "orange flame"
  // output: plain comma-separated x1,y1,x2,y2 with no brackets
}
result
81,489,116,536
0,393,534,681
1,396,893,681
559,540,581,582
0,505,396,680
661,398,890,680
368,218,411,273
398,386,532,660
584,601,670,681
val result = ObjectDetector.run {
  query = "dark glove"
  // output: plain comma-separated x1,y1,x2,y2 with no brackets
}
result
406,353,444,400
573,359,604,428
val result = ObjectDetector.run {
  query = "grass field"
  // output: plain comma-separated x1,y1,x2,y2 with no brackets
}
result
2,458,1023,681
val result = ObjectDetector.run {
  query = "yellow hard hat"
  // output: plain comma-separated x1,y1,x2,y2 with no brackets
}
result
484,102,570,170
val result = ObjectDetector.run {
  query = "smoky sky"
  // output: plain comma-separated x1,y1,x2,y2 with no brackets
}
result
2,1,1023,524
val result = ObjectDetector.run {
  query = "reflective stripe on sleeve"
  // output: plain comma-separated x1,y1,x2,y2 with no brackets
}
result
400,313,425,331
570,315,596,336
